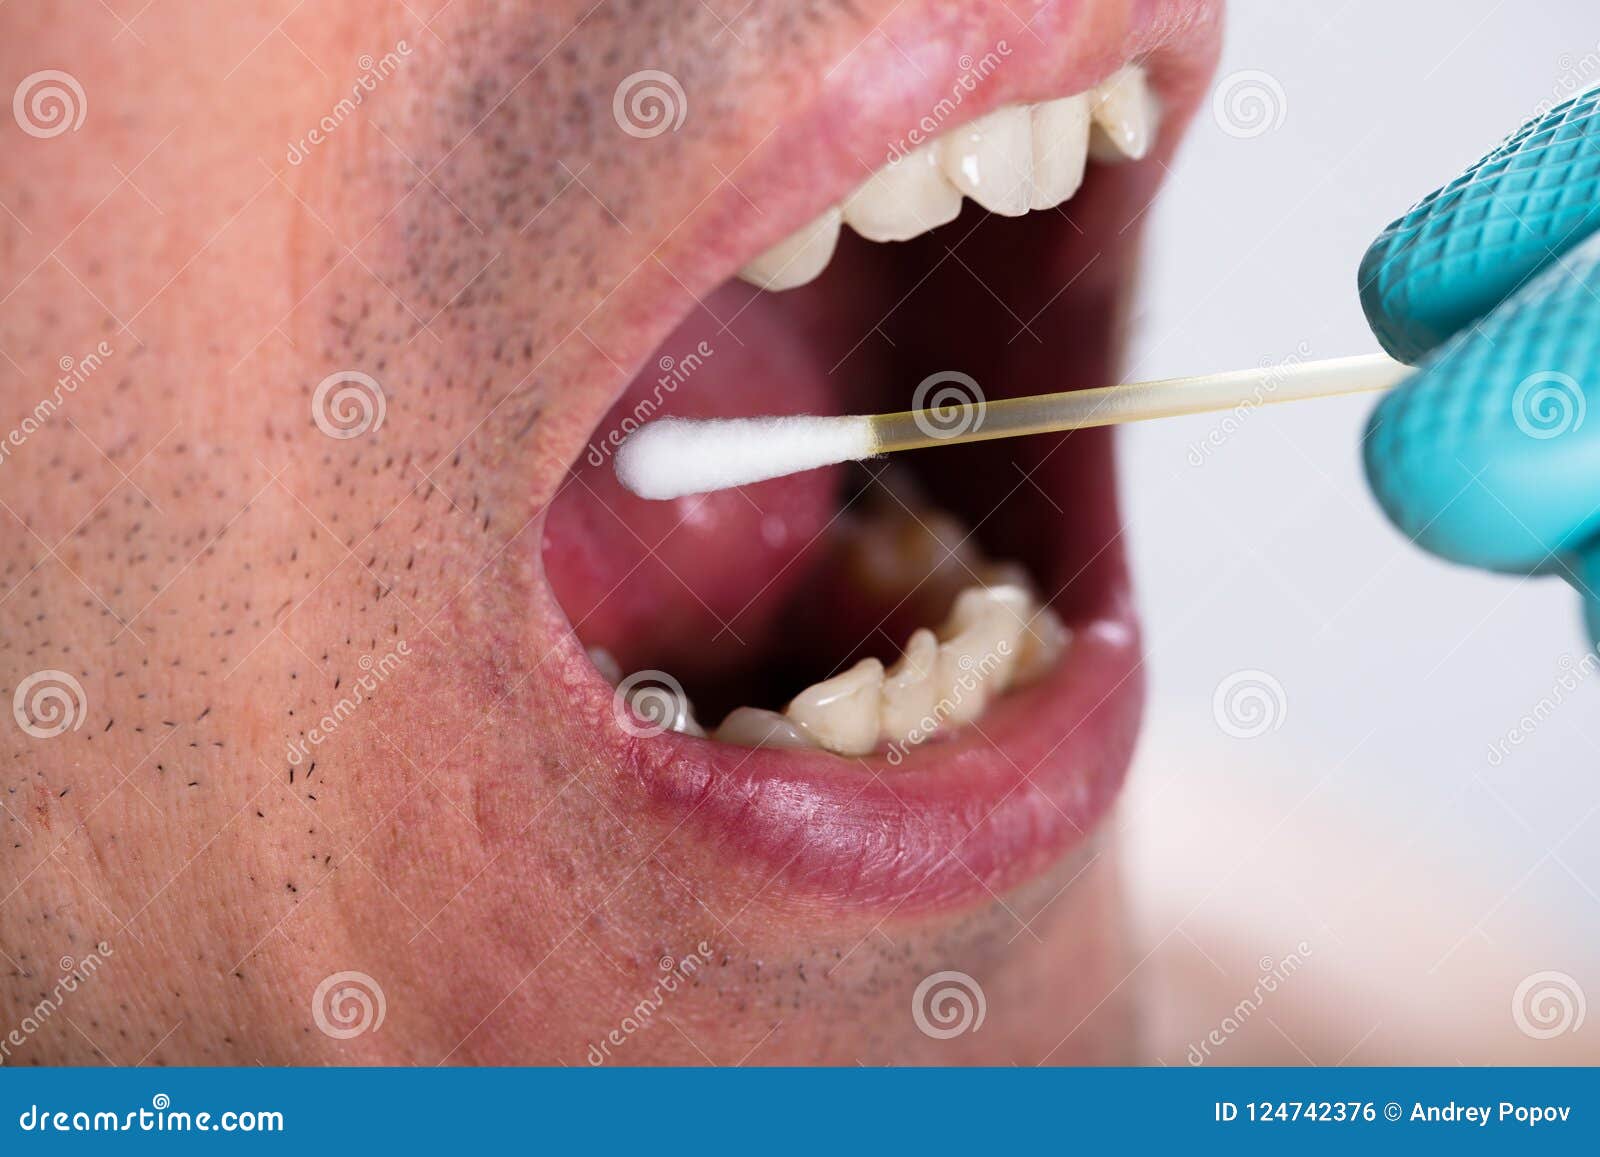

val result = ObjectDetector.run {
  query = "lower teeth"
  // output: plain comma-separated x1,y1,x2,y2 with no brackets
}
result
713,706,814,750
595,490,1070,758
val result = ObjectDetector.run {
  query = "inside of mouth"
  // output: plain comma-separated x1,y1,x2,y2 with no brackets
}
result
543,180,1135,757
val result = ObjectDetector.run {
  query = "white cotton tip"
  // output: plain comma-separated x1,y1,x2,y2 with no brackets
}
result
614,414,877,500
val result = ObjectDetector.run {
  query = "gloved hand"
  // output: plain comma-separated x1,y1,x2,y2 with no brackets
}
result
1358,86,1600,642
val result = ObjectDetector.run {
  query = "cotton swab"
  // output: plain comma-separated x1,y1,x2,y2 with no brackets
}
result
614,352,1410,501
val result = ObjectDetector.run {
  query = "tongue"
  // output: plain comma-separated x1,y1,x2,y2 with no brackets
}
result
543,286,853,690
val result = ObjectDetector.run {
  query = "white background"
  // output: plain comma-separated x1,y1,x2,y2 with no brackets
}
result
1122,0,1599,1062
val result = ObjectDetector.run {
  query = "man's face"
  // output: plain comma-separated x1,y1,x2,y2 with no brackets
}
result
1,0,1218,1063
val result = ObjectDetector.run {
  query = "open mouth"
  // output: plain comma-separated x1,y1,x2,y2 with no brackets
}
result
536,0,1220,911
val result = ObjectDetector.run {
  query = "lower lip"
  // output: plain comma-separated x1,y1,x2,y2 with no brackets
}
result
625,602,1142,912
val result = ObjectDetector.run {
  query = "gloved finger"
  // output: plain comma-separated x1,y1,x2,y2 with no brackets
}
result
1363,227,1600,596
1359,88,1600,364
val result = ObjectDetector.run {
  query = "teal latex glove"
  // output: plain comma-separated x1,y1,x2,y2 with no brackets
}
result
1359,87,1600,642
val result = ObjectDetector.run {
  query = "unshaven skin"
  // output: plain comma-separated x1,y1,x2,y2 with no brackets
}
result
0,1,1220,1064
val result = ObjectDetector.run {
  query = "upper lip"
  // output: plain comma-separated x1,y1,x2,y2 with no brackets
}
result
530,0,1221,912
655,0,1223,302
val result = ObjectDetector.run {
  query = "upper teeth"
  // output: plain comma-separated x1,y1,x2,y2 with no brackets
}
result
841,142,962,242
940,104,1036,218
735,205,844,293
1030,92,1091,211
738,65,1156,291
1086,65,1158,163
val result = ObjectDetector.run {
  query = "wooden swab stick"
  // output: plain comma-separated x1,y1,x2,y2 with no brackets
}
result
615,353,1410,500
